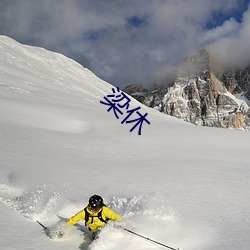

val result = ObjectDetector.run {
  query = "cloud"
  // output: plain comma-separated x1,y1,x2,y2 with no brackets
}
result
200,18,240,45
209,4,250,69
0,0,249,88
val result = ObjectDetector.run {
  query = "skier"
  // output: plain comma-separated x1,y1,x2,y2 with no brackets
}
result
66,194,121,239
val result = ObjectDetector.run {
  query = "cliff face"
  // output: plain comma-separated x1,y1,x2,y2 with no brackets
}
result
218,66,250,99
124,49,250,130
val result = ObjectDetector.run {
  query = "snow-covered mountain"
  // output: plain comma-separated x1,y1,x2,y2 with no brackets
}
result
124,49,250,130
0,36,250,250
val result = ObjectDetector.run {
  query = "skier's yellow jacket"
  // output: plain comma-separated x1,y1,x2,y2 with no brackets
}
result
67,206,121,233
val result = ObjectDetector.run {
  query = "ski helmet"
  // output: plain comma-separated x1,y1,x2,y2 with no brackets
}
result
89,195,104,210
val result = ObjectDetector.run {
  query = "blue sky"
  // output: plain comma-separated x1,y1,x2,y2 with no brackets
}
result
206,0,249,28
0,0,249,88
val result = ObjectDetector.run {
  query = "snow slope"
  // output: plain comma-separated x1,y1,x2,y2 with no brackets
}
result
0,35,250,250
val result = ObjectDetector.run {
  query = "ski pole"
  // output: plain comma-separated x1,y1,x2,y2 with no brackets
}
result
122,227,180,250
37,220,48,231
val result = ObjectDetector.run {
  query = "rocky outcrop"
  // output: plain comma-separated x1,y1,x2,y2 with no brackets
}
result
122,84,147,103
217,66,250,99
123,49,250,130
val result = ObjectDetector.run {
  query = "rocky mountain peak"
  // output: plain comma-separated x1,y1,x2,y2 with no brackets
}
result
123,49,250,130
